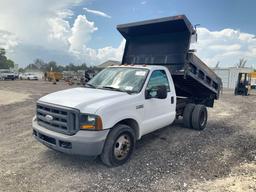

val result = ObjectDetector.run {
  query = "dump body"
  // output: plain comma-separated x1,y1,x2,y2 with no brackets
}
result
117,15,222,107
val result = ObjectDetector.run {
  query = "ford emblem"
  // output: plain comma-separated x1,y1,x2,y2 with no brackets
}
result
45,114,53,121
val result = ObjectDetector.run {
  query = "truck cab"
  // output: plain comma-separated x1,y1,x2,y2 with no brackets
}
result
33,65,179,165
33,15,221,166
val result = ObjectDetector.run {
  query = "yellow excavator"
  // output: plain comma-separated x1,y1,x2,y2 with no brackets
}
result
45,72,63,82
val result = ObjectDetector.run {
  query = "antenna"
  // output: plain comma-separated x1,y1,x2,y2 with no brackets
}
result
215,61,220,68
194,24,200,30
192,24,200,43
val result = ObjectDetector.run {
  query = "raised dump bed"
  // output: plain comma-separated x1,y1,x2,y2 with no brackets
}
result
117,15,222,107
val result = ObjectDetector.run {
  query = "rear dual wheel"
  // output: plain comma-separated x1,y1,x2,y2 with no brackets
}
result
191,104,208,130
183,103,195,128
183,104,207,130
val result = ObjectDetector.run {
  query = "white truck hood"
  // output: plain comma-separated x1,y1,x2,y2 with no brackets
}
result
39,87,127,113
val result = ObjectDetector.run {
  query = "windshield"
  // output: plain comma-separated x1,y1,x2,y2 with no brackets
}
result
87,67,149,93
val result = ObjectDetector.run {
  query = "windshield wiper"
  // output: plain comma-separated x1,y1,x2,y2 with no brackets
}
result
102,86,123,91
85,83,96,88
102,86,133,94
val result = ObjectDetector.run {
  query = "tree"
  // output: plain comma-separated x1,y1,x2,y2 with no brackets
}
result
34,59,45,68
26,63,40,71
47,61,58,71
0,48,15,69
56,65,63,72
236,58,247,68
23,59,90,72
6,59,14,68
215,61,220,68
18,68,25,73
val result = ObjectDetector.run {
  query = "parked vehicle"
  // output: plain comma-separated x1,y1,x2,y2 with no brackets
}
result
0,69,15,80
19,73,38,80
14,73,19,79
32,15,222,166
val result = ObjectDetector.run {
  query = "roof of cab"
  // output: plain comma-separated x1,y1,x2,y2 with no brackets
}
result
108,64,167,71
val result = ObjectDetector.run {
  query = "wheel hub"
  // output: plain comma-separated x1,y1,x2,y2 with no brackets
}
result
114,134,131,160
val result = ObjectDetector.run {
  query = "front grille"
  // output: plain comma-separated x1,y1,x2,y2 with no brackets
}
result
36,102,79,135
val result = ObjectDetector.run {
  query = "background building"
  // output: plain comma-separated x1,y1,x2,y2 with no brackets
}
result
213,67,253,89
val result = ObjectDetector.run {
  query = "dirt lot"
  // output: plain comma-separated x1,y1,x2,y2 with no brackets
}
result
0,80,255,192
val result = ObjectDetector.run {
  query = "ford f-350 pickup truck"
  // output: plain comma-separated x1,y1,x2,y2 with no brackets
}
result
32,15,222,166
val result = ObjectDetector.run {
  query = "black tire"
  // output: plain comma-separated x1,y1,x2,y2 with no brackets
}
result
183,103,195,128
234,88,237,95
100,124,135,167
191,105,208,130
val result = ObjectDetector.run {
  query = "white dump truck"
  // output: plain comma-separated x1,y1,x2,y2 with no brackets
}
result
32,15,222,166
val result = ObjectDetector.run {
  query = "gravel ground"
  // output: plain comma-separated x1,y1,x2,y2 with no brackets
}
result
0,80,255,192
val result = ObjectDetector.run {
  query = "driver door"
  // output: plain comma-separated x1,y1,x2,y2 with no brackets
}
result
141,70,174,135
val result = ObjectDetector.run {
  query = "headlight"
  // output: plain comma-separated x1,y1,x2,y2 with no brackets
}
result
80,114,103,131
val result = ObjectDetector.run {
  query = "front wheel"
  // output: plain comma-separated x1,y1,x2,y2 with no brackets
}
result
100,124,135,167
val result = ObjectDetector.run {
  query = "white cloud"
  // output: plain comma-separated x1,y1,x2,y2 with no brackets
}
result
191,27,256,68
68,14,125,64
209,44,241,51
0,0,122,66
68,15,98,51
0,30,19,51
83,39,125,64
0,0,82,48
48,17,71,47
141,1,147,5
83,8,111,18
0,0,84,66
56,9,74,19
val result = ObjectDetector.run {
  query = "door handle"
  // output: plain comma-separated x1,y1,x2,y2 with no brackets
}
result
171,96,174,104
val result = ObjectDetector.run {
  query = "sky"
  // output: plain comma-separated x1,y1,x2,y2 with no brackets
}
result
0,0,256,68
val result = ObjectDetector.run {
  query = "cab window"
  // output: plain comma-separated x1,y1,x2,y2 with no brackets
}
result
146,70,170,92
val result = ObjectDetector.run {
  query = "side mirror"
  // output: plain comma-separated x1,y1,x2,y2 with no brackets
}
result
156,85,167,99
145,89,152,99
145,85,167,99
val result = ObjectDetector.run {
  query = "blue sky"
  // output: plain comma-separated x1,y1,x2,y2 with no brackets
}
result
0,0,255,68
78,0,256,48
